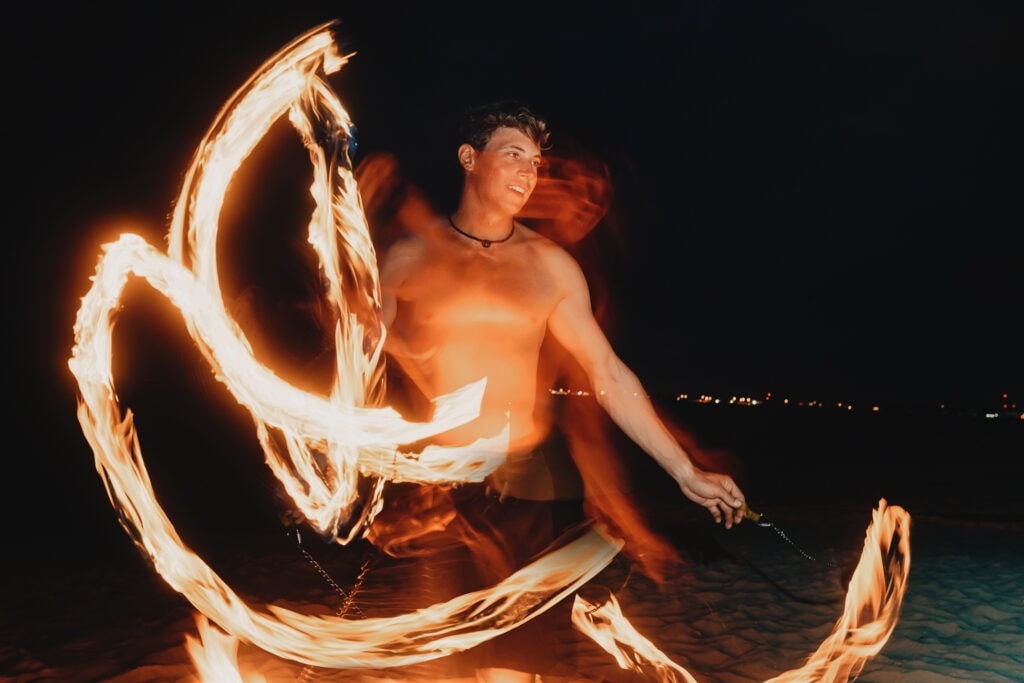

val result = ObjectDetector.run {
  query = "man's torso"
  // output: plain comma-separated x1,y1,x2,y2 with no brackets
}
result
383,222,565,450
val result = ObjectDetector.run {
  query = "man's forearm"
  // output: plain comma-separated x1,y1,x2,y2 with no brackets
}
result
591,361,696,482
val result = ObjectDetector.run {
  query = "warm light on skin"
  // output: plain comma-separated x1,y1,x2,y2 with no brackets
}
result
458,128,542,220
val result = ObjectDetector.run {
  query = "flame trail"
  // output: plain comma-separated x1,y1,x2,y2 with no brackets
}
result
160,23,509,540
69,21,621,669
572,592,700,683
572,500,911,682
69,20,910,680
186,614,264,683
765,499,911,682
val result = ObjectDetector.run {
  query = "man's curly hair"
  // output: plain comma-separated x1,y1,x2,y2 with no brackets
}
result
457,100,551,152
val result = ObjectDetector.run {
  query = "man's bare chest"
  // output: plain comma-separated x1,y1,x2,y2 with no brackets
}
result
395,256,558,332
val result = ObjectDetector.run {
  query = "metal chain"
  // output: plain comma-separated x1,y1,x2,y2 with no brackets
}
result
743,503,838,568
289,527,380,682
289,527,376,618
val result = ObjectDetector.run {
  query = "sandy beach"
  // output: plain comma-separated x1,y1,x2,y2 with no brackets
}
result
3,404,1021,682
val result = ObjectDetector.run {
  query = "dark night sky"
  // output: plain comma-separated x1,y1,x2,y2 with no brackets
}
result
8,0,1021,429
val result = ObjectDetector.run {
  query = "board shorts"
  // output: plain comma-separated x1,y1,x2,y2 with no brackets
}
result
366,438,589,678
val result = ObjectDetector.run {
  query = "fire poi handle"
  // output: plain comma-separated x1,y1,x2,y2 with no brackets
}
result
741,501,762,523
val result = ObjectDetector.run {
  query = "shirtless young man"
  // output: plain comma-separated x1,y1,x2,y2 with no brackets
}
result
377,101,746,682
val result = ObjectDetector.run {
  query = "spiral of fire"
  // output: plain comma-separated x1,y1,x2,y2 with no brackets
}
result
68,22,622,670
69,22,910,681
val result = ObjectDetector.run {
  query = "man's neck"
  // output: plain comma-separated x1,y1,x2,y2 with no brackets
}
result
449,204,516,244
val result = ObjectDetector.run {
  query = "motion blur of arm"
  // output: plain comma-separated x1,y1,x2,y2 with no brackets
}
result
545,248,746,528
361,153,443,375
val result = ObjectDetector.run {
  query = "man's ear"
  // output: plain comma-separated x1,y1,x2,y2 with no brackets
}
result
457,144,476,170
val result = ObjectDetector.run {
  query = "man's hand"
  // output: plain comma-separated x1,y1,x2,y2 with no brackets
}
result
676,470,746,529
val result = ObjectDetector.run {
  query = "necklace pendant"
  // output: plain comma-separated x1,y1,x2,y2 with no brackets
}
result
447,213,514,248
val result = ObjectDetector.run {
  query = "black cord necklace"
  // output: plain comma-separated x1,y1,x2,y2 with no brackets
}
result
447,213,515,248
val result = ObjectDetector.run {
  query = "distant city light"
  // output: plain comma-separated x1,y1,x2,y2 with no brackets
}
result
557,388,1024,420
550,387,591,397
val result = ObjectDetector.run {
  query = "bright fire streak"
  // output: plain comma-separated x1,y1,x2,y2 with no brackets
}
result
70,20,910,679
69,244,622,662
159,22,511,540
572,499,910,683
765,499,911,683
68,21,623,670
572,592,699,683
186,614,265,683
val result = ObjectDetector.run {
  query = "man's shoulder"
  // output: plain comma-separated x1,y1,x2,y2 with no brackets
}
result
518,223,570,257
382,219,443,260
521,225,579,264
517,225,586,287
379,231,432,284
386,231,427,253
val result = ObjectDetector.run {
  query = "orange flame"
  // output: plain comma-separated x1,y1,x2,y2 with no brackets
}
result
68,21,910,680
158,23,509,541
186,614,265,683
68,20,621,671
765,499,911,682
572,499,911,682
572,591,700,682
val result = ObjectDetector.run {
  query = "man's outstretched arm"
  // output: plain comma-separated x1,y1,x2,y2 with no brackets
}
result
544,249,746,527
